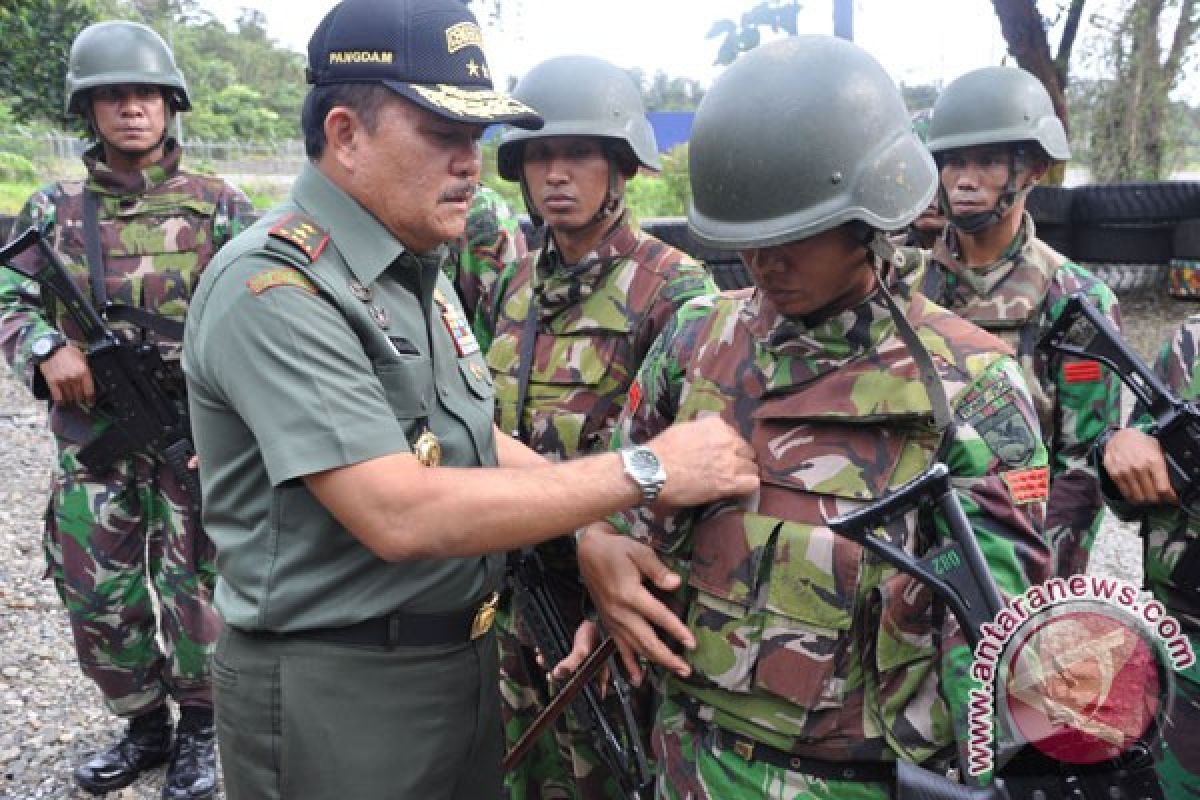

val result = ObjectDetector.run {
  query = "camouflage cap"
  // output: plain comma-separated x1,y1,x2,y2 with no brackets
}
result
306,0,543,130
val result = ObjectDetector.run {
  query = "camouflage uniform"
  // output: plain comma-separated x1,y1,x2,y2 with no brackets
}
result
609,274,1052,799
1098,316,1200,796
915,214,1121,577
0,139,253,716
485,214,716,799
443,185,526,348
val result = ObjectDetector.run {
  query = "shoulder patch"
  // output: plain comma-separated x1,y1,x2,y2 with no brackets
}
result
957,361,1038,466
246,268,317,296
268,213,330,264
1001,466,1049,505
1063,359,1102,384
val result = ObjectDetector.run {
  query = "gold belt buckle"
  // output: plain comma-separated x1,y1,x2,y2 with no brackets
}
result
470,591,499,640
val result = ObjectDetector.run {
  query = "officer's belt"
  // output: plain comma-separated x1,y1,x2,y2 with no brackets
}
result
245,592,499,648
673,692,895,783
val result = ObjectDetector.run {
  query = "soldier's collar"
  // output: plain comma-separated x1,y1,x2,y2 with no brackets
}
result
936,211,1035,296
84,138,181,198
292,163,412,287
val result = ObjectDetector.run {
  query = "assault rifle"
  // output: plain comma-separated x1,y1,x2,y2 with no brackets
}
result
1,226,201,510
829,463,1163,800
503,545,653,799
1040,292,1200,517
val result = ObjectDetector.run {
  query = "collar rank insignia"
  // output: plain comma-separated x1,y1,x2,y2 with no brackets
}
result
369,304,389,329
433,288,479,356
267,213,330,264
349,279,372,302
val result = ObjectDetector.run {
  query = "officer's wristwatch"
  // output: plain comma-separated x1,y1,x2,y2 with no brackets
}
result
30,331,67,364
619,445,667,505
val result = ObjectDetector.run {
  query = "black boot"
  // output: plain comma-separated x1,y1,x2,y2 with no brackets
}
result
74,706,173,795
162,706,217,800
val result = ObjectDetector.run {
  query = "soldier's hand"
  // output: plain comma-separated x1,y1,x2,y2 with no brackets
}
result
1103,427,1179,506
38,344,95,407
550,620,609,691
648,416,758,507
577,524,693,686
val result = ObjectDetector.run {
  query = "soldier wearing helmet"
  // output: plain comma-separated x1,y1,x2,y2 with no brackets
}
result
572,36,1052,798
915,66,1122,579
484,54,716,799
0,19,253,799
902,109,948,248
183,2,757,798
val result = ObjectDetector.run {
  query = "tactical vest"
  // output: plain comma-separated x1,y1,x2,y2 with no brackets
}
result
487,228,691,459
923,225,1067,431
661,291,1005,763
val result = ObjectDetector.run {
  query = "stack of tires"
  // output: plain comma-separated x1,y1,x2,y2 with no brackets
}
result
1172,218,1200,298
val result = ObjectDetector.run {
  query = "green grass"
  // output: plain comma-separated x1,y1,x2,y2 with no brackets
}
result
0,182,38,215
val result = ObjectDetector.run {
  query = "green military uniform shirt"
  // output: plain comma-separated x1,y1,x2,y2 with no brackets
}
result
184,163,502,632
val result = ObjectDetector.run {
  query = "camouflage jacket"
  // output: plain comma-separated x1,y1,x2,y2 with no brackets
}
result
914,213,1121,577
1101,316,1200,676
0,139,254,443
442,185,526,348
484,214,715,460
611,284,1051,767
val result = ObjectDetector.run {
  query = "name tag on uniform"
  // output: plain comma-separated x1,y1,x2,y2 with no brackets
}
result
433,288,480,357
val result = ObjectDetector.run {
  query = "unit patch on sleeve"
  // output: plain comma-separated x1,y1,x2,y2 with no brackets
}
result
267,213,330,263
1001,466,1049,505
957,365,1038,466
246,268,317,296
1063,360,1103,384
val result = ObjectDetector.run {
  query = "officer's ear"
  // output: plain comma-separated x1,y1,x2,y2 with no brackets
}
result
323,105,364,172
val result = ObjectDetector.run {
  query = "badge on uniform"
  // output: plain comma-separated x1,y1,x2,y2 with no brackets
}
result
414,428,442,467
433,288,480,356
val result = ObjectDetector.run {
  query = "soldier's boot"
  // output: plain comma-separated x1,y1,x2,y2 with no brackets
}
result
74,705,173,795
162,706,217,800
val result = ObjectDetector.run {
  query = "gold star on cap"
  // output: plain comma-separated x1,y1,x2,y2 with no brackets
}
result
466,59,480,78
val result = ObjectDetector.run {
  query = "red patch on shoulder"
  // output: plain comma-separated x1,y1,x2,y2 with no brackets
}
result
1063,360,1103,384
626,380,642,415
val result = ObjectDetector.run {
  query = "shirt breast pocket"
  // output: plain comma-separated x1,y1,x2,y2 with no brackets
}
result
375,356,433,421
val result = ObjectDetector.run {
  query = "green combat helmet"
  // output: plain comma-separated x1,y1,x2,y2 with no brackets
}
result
497,55,659,226
65,20,191,116
687,35,936,253
926,66,1067,232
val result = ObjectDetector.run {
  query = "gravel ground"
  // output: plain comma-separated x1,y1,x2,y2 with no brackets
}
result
0,290,1196,799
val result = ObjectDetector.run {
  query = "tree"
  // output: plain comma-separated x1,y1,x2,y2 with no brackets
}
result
990,0,1087,183
0,0,97,127
1088,0,1200,181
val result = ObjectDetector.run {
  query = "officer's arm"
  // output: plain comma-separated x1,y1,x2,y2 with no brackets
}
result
493,424,549,467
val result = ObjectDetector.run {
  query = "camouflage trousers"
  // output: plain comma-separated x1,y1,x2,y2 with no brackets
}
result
499,589,655,799
43,439,219,717
652,696,890,800
1156,628,1200,798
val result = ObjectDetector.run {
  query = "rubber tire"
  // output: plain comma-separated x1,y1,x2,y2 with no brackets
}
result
1173,219,1200,259
1081,262,1164,294
1071,223,1173,264
1027,186,1074,226
1071,182,1200,224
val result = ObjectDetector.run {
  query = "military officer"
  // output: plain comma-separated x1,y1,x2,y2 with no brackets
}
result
572,36,1053,798
0,21,253,799
486,54,717,799
1096,315,1200,796
914,66,1122,578
182,1,757,798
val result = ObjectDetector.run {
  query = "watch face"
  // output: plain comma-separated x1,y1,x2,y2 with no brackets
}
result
32,335,60,358
631,448,659,474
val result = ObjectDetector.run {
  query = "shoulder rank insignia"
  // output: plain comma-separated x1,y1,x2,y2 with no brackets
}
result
268,213,330,264
247,268,317,296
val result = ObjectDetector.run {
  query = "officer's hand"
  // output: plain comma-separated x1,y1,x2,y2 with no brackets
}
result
38,344,95,407
648,416,758,507
550,620,609,691
577,524,693,686
1103,427,1178,506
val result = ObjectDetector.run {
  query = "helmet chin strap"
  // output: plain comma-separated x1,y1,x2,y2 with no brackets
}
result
943,147,1036,234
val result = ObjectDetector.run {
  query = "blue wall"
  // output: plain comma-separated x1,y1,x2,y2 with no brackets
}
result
484,111,696,154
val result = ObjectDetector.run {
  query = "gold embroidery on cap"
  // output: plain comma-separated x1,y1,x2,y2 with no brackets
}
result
446,22,483,53
408,83,533,119
328,50,394,64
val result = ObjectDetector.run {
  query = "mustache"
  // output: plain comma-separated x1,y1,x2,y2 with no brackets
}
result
438,181,477,203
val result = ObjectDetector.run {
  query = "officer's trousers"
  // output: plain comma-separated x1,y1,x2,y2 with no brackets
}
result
212,624,503,800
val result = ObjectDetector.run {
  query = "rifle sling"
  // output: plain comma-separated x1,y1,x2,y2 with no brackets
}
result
510,286,539,440
502,636,616,772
